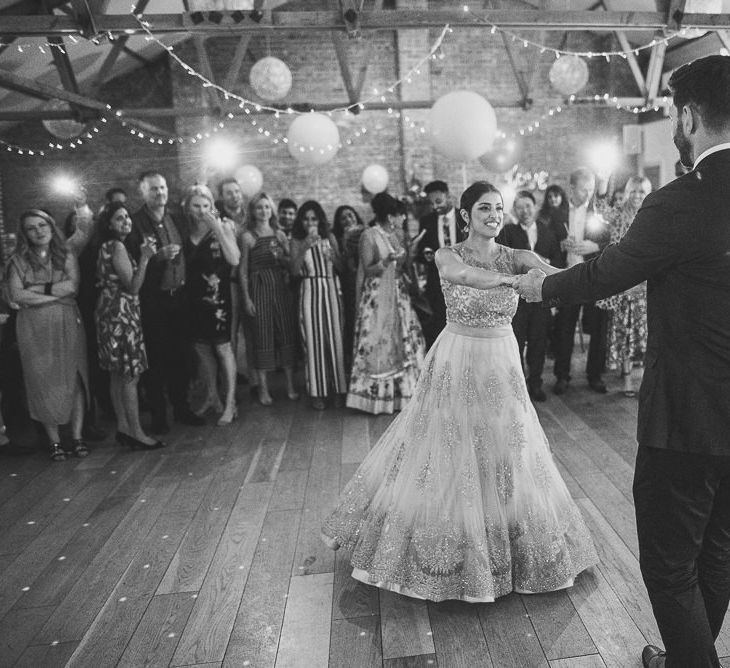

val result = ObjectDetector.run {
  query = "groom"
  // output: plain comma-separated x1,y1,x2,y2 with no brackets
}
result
515,55,730,668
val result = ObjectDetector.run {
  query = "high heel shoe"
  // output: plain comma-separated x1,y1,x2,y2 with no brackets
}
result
117,432,165,450
217,405,238,425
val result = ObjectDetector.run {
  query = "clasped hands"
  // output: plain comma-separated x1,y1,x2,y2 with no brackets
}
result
510,268,546,303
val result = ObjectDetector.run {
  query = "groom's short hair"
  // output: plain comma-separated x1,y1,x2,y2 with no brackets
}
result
669,55,730,132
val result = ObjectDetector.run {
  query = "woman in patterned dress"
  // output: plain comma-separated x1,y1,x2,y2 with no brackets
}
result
290,201,347,410
322,182,597,602
7,209,90,461
95,202,163,450
239,193,299,405
596,176,652,397
346,193,426,415
184,185,241,424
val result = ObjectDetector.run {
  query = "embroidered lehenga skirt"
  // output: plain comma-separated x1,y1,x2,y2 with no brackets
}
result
322,323,597,602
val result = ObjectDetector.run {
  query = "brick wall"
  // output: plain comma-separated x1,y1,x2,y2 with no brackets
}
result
0,3,641,231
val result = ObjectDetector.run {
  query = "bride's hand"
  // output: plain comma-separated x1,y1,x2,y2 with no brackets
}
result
501,274,517,287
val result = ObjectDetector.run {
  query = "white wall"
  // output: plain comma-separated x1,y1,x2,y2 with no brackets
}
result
641,118,681,187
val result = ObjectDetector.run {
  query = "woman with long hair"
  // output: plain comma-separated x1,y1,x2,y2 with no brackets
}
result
239,192,299,405
183,184,241,424
290,201,347,410
95,202,163,450
323,181,596,602
332,205,366,373
346,193,425,414
7,210,89,461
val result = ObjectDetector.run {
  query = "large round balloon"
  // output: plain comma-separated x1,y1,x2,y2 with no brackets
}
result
428,91,497,161
479,134,524,173
249,56,292,102
286,113,340,166
361,164,389,194
549,55,589,96
234,164,263,197
43,100,86,140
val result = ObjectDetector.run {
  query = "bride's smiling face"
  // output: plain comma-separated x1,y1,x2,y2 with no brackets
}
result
462,191,504,239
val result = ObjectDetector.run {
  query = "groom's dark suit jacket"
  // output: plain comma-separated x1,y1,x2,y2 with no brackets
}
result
543,148,730,456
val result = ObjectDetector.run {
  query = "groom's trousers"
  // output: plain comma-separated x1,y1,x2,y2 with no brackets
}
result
633,446,730,668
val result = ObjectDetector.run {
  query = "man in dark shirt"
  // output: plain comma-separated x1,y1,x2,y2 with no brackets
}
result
497,190,562,401
127,171,204,433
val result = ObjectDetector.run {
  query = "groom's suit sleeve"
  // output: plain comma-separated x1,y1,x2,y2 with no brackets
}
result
541,189,686,307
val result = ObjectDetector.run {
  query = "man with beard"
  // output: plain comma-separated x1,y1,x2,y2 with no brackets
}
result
127,171,205,433
417,180,466,348
514,55,730,668
277,198,297,240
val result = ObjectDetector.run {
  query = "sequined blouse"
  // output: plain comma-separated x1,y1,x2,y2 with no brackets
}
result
441,243,518,328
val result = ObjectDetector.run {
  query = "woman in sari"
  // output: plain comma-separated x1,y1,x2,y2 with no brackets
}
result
346,193,425,414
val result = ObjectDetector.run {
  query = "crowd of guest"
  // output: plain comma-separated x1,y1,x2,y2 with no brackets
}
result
0,166,651,460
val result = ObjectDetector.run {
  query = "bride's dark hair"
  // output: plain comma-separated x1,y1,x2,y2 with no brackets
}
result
457,181,502,231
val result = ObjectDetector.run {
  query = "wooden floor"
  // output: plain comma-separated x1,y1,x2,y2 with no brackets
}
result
2,369,730,668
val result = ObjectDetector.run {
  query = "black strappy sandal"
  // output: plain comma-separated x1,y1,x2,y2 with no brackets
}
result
49,442,67,462
71,439,89,458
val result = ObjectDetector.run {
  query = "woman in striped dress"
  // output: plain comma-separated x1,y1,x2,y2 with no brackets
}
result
290,201,347,410
239,193,299,405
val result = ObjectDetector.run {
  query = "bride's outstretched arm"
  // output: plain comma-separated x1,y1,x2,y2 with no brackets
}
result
435,247,515,289
513,249,563,276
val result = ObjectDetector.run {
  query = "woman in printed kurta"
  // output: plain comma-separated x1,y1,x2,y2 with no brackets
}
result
290,201,347,410
323,182,596,602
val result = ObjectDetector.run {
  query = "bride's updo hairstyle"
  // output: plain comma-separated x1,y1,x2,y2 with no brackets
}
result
458,181,502,233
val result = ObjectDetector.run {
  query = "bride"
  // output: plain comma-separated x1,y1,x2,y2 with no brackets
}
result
321,181,597,602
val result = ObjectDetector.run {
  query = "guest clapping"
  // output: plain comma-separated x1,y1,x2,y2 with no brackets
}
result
239,193,299,405
95,203,163,450
184,185,241,424
7,210,89,461
290,201,347,410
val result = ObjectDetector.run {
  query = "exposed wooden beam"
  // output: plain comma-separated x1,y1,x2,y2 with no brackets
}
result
500,32,531,108
89,0,151,94
193,35,221,108
665,0,687,32
601,0,647,97
718,30,730,52
329,0,358,104
0,69,171,136
644,36,667,101
3,11,730,36
48,37,80,94
353,0,384,98
223,35,253,91
0,96,661,121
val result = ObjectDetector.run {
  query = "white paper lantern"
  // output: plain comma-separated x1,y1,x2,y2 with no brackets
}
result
42,100,86,140
249,57,292,102
361,164,389,193
681,0,723,38
286,113,340,166
233,164,263,197
549,55,589,97
428,91,497,162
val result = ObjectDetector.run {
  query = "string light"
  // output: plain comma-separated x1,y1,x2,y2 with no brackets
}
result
460,5,686,59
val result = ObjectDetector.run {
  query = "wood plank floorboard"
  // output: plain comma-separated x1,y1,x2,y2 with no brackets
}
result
0,367,717,666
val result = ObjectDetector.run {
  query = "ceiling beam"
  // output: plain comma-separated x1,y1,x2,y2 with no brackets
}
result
193,35,221,108
3,10,730,36
0,96,661,121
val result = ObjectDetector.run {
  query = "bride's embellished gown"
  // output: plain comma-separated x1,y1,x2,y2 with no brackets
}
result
322,243,597,602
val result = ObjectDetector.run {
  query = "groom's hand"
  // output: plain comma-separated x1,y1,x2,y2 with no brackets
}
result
514,268,546,303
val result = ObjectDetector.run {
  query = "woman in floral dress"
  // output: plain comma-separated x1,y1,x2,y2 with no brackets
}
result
96,202,162,450
596,176,652,396
184,185,241,424
323,182,596,602
346,193,425,415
